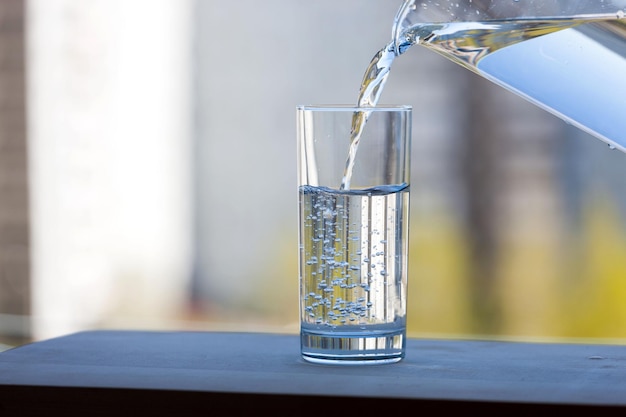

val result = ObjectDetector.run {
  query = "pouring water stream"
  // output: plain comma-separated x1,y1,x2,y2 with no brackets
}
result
341,0,626,190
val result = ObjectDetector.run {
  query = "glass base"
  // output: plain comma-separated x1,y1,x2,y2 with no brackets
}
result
300,329,405,365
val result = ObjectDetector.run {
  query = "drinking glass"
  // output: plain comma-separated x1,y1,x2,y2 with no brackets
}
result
297,105,412,364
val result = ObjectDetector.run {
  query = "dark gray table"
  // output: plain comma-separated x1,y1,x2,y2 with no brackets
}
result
0,330,625,416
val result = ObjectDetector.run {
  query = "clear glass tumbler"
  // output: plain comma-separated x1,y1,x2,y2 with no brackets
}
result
297,105,412,364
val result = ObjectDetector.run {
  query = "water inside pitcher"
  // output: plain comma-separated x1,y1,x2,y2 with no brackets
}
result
391,0,626,151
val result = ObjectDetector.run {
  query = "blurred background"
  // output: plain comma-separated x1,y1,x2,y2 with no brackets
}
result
2,0,626,348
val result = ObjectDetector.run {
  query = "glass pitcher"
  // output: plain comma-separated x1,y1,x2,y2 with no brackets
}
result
390,0,626,151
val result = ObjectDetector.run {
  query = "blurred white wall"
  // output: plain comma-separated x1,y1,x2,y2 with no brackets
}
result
25,0,471,336
191,1,447,318
28,0,193,339
194,1,378,307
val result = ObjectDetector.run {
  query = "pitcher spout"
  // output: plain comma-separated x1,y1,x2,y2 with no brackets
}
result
389,0,626,151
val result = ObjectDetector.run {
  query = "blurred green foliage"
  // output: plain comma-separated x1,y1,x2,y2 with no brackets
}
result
406,192,626,341
248,190,626,342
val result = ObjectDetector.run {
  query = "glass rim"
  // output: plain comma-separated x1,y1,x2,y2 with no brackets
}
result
297,104,412,112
